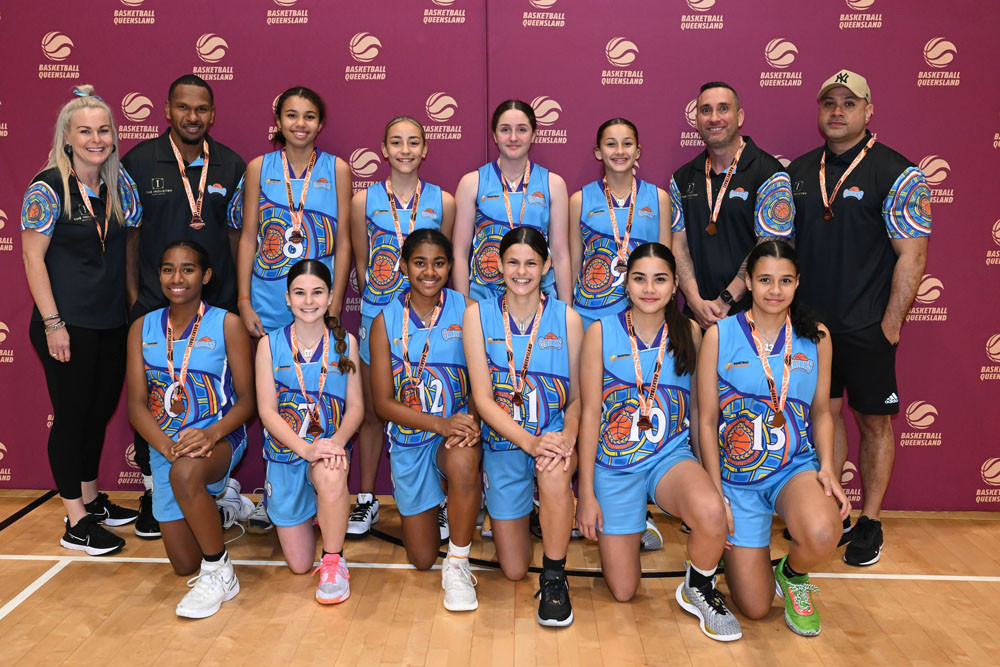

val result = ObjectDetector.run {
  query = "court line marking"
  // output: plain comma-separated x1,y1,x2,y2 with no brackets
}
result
0,554,997,582
0,558,70,621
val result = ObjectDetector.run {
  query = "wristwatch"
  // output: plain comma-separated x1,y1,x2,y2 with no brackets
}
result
719,289,734,305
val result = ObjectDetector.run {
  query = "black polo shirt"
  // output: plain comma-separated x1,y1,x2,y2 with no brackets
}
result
21,167,142,329
669,136,794,302
788,131,932,334
122,132,245,319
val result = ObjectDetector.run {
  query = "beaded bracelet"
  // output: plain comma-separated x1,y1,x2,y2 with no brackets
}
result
44,320,66,334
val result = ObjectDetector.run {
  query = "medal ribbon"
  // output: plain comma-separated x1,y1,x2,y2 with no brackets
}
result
281,149,318,239
400,291,443,409
165,302,205,407
602,177,637,265
499,160,531,230
501,294,545,408
819,133,877,220
385,179,422,253
69,168,110,252
703,139,746,230
168,135,209,223
290,323,330,430
744,309,792,427
624,310,668,424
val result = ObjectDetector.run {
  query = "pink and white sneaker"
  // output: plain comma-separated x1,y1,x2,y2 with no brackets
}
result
313,553,351,604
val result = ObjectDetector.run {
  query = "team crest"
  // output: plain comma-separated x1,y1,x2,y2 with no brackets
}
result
843,186,864,200
527,191,546,206
441,324,462,341
207,183,227,196
538,332,563,350
638,205,654,219
728,187,749,200
790,352,814,373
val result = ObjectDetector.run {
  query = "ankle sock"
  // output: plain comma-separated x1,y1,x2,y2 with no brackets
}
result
203,550,225,563
542,554,566,578
782,558,806,579
687,560,717,588
448,540,471,560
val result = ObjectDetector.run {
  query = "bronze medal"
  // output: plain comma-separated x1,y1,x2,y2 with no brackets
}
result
771,412,786,428
190,215,204,230
289,229,304,244
614,264,627,274
637,415,653,431
822,208,833,221
706,222,718,236
402,384,422,411
170,397,184,415
512,392,524,408
307,418,324,437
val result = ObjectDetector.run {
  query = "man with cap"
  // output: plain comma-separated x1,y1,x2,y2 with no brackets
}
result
669,81,795,329
787,70,931,566
122,74,247,539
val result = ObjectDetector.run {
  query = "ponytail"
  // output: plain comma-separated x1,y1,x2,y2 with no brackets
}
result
325,314,356,375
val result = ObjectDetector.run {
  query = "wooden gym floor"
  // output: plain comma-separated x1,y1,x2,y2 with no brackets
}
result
0,490,998,666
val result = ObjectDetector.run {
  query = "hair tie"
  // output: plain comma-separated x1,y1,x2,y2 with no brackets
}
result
73,89,103,101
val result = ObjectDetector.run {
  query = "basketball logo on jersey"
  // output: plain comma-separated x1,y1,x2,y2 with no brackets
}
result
579,243,626,305
366,227,405,297
598,381,685,468
471,217,504,285
390,359,468,447
255,203,335,278
718,389,809,483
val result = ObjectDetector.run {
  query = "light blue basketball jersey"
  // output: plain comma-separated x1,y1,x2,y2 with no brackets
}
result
716,311,818,485
479,295,568,451
469,162,554,301
383,288,468,447
251,150,339,331
141,304,246,444
573,179,660,321
596,310,690,469
263,325,350,463
360,181,444,320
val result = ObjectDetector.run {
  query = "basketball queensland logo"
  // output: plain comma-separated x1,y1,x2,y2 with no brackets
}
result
976,458,1000,504
986,219,1000,267
39,31,79,79
114,0,154,24
679,99,702,148
530,96,566,144
118,92,158,141
901,400,941,447
602,38,643,86
345,32,386,81
350,148,381,194
980,334,1000,382
906,273,946,323
918,155,954,204
118,442,143,486
680,0,724,30
0,321,13,364
841,460,861,504
760,38,802,87
267,0,308,25
424,93,462,141
918,38,960,87
0,209,12,253
522,0,565,28
425,0,465,24
839,0,882,30
193,34,234,81
0,442,10,482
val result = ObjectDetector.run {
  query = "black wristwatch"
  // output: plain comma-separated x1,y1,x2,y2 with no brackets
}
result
719,289,734,305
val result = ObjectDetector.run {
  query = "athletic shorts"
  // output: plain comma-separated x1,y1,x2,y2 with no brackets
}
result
593,445,697,535
389,440,446,517
723,452,819,548
150,430,246,523
265,458,318,527
358,313,374,365
577,311,599,332
482,446,536,521
830,322,899,415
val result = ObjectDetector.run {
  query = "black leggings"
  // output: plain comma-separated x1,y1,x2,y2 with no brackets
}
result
29,321,127,499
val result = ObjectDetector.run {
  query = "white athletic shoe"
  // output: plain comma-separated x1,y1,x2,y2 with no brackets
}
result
346,493,379,538
176,554,239,619
442,556,478,611
216,479,254,529
313,553,351,604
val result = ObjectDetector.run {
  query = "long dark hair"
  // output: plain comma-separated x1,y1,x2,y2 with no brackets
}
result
273,86,326,146
626,243,696,376
499,226,549,262
401,228,453,265
743,240,825,343
491,99,536,133
285,259,356,374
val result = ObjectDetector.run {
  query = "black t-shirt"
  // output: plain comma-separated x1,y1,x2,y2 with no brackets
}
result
21,167,142,329
788,131,932,334
669,136,794,301
122,132,245,319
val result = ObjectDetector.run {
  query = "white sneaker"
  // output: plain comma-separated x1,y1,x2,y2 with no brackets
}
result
438,502,450,542
176,554,239,619
313,553,351,604
442,556,478,611
247,488,273,533
346,493,379,538
217,480,254,529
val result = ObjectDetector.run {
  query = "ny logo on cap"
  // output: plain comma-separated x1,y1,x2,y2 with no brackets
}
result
836,72,849,84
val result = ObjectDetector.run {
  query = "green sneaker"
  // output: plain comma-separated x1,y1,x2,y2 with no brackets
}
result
774,555,821,636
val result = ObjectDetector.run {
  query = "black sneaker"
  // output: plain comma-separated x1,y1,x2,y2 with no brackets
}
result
134,489,161,539
535,570,573,627
838,516,854,547
844,515,883,566
60,515,126,556
85,492,139,527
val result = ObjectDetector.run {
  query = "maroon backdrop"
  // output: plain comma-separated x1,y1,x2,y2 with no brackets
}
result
0,0,997,511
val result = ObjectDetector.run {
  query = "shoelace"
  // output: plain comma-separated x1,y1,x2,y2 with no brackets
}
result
185,568,225,597
535,574,568,606
695,582,732,616
349,501,375,522
445,559,478,588
786,581,820,613
312,557,350,584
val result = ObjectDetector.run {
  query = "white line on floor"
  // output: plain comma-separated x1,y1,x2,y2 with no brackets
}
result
0,558,70,620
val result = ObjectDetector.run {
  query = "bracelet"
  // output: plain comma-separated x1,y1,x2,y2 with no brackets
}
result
43,313,61,321
44,320,66,334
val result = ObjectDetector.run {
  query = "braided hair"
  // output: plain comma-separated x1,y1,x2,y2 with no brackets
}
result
285,259,356,374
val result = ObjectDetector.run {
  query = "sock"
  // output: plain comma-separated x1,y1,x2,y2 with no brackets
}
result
782,558,806,580
322,550,342,558
448,540,471,560
542,555,566,578
687,560,717,588
203,549,225,563
358,492,373,504
142,474,154,492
